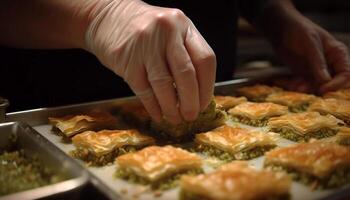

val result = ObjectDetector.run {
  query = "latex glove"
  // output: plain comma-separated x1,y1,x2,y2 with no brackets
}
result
85,0,216,124
271,9,350,94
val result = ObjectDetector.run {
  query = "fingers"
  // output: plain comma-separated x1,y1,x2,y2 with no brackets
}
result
306,33,332,84
145,57,182,124
320,72,350,93
319,33,350,93
166,31,200,121
184,24,216,111
124,66,163,122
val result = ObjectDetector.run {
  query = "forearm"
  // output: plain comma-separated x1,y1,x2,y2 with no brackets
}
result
0,0,111,49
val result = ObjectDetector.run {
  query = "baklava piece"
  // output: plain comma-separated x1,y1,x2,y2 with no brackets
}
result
236,84,283,102
180,161,291,200
118,101,151,129
324,89,350,101
49,112,119,138
268,112,341,142
309,98,350,126
264,142,350,189
214,95,247,110
228,102,288,127
150,100,226,141
195,125,277,161
70,129,154,166
266,91,316,112
115,145,203,190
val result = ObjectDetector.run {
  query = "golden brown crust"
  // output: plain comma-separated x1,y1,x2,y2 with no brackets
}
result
266,91,316,107
324,89,350,101
195,125,277,155
228,102,288,120
309,98,350,122
116,145,202,181
49,112,119,137
236,84,282,101
265,142,350,178
71,129,155,156
268,112,341,135
180,161,291,200
214,96,247,110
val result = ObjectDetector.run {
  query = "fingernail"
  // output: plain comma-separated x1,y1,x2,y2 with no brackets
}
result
183,110,198,122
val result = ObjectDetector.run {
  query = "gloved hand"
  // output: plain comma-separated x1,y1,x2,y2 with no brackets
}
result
85,0,216,124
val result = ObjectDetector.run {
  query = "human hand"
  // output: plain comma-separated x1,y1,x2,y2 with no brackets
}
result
85,0,216,124
269,9,350,94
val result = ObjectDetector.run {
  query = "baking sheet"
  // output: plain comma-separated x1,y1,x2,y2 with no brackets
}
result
6,78,350,200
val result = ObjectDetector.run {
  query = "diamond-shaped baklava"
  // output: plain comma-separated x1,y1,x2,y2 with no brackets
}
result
115,145,203,190
49,112,119,138
309,98,350,126
236,84,283,102
264,142,350,189
266,91,316,112
70,129,154,166
180,161,291,200
324,89,350,101
268,112,341,142
195,125,277,161
228,102,288,127
214,96,247,110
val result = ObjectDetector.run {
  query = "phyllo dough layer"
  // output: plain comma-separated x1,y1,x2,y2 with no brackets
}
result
70,129,154,166
264,142,350,189
195,125,277,161
268,112,341,142
115,145,203,190
236,84,283,102
228,102,288,127
180,161,291,200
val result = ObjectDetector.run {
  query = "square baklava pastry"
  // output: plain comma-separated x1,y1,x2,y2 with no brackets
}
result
324,89,350,101
309,98,350,126
150,100,226,141
228,102,288,127
268,112,341,142
49,112,119,138
194,125,277,161
115,145,203,190
70,129,154,166
214,95,247,110
266,91,316,112
264,142,350,189
180,161,291,200
236,84,283,102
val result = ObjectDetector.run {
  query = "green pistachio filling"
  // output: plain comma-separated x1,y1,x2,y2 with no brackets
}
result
270,127,337,142
0,150,65,196
195,143,275,161
115,168,203,190
179,188,290,200
232,115,269,127
265,164,350,189
70,145,140,166
289,103,309,113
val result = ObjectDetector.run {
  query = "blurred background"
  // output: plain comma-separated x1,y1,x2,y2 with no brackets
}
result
236,0,350,78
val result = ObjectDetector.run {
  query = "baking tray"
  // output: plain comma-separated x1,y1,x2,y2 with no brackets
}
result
0,121,89,200
5,78,350,200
